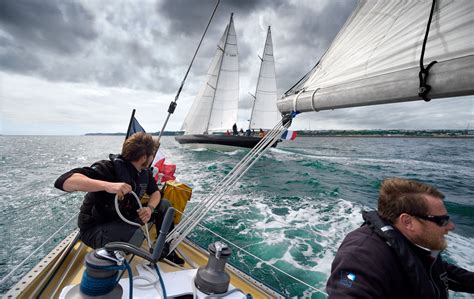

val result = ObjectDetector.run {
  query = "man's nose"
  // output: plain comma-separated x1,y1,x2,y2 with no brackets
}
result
446,221,455,231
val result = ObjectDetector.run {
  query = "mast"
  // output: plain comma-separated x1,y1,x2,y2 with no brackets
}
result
125,109,136,140
248,27,269,130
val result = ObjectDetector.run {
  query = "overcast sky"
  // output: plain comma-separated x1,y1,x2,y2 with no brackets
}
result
1,0,472,135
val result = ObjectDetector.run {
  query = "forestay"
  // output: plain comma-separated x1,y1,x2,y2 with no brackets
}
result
249,26,281,130
278,0,474,114
181,14,239,134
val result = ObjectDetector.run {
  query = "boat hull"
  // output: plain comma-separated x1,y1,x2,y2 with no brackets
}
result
175,134,278,149
5,230,283,298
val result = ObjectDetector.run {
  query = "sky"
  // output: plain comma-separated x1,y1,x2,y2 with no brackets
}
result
0,0,472,135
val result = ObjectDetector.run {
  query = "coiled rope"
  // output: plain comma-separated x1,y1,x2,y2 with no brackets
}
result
80,258,133,299
114,191,152,251
167,115,294,251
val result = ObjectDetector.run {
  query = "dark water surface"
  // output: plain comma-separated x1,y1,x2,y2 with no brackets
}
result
0,136,472,297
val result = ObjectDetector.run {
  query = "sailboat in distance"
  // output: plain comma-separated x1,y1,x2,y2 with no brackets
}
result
175,15,281,149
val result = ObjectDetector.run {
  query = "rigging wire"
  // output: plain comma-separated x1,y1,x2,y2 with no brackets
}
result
167,115,294,250
169,122,288,248
21,192,81,210
157,0,221,141
194,216,328,296
168,207,328,296
0,211,80,286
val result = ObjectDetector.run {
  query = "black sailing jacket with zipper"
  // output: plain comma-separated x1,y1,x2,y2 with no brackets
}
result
326,211,474,298
54,154,158,232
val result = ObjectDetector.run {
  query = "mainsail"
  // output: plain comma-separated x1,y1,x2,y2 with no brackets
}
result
277,0,474,114
181,14,239,134
249,26,281,130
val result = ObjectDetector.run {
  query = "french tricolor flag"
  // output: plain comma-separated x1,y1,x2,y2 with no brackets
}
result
281,130,297,140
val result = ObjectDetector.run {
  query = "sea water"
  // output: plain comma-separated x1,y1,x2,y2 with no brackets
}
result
0,135,473,298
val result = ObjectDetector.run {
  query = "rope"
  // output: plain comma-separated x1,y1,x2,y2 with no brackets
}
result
114,191,151,251
418,0,438,101
154,263,167,299
0,211,79,285
80,270,119,296
158,0,221,141
167,117,291,250
80,258,134,299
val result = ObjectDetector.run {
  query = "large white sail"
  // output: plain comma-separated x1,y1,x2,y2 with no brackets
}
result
277,0,474,114
181,14,239,134
249,26,281,130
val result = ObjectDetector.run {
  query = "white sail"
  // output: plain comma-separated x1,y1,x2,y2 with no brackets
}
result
181,14,239,134
277,0,474,114
249,26,281,130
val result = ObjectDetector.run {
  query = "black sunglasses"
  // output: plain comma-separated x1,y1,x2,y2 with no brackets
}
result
414,214,450,227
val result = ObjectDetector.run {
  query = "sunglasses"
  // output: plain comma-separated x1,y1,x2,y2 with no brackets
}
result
414,214,450,227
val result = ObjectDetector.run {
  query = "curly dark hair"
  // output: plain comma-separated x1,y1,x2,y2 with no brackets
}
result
121,132,159,162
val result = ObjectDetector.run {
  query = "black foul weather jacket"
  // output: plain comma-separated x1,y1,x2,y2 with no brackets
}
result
326,211,474,299
54,154,158,232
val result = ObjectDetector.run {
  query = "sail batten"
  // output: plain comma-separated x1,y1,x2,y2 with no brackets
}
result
278,0,474,114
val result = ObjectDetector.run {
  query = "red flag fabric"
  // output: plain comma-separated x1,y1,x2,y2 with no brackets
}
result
153,159,176,182
152,151,176,183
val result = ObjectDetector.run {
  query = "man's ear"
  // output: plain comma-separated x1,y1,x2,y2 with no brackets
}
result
398,213,416,231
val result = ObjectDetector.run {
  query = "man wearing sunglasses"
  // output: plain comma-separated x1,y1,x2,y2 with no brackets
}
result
326,178,473,298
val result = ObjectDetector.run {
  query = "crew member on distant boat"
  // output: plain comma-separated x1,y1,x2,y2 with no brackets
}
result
54,132,184,265
258,128,265,138
326,178,474,298
245,128,251,136
232,123,238,135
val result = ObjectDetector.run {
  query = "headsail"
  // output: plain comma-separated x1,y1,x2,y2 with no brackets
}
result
181,14,239,134
249,26,281,130
278,0,474,114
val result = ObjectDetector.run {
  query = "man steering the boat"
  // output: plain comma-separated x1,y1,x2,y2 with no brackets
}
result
326,178,474,298
54,132,184,265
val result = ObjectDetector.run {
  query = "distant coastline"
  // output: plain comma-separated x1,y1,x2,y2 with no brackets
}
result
85,130,474,138
296,129,474,138
85,131,183,136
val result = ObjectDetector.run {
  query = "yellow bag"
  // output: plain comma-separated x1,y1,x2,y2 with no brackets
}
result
162,180,192,224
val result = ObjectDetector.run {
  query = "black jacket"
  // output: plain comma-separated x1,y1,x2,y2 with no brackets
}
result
54,154,158,232
326,211,474,298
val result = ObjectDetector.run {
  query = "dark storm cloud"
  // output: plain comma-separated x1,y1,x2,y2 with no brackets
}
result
0,0,181,92
0,0,96,55
157,0,282,35
0,0,356,94
0,0,99,83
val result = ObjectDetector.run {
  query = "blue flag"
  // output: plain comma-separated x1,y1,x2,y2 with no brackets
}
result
130,117,146,135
